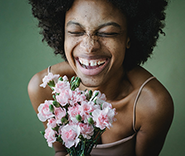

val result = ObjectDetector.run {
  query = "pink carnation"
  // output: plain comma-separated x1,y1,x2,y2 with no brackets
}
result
37,100,54,122
56,89,73,106
54,107,66,124
92,107,116,130
40,73,60,88
72,89,86,104
79,123,94,139
62,75,69,81
80,101,93,115
90,90,106,101
47,118,57,128
60,124,80,148
55,107,66,119
52,80,70,94
44,127,56,147
102,101,113,109
80,101,99,123
68,105,81,123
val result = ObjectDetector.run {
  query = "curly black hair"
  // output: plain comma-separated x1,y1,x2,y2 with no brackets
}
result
29,0,168,70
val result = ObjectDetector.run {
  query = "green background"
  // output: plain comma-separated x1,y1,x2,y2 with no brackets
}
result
0,0,184,155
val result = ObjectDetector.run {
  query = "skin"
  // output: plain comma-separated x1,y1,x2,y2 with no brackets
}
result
28,0,174,156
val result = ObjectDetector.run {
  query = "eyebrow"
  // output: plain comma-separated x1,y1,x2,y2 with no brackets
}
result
66,21,121,29
97,22,121,29
66,21,84,28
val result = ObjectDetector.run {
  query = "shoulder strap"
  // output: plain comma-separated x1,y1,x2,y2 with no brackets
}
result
48,66,51,74
133,76,155,132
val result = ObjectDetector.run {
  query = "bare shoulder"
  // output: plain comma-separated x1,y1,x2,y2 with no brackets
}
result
130,66,174,131
27,65,52,114
137,76,174,130
130,67,174,155
28,61,75,113
28,62,72,154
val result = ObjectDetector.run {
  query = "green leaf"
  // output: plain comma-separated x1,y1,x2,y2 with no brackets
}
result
49,104,54,113
47,80,55,88
88,90,92,98
58,77,63,81
53,101,60,107
40,131,45,135
76,114,82,122
88,117,94,124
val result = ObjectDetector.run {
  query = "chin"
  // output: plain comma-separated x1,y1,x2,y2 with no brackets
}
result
79,76,104,89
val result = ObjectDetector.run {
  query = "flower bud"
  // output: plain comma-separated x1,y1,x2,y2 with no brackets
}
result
70,76,75,83
58,77,63,81
71,83,76,91
76,114,82,122
61,117,67,124
78,135,84,139
94,92,99,97
49,104,54,113
88,90,92,98
52,95,56,100
40,131,45,135
88,117,94,124
52,126,59,131
53,101,60,108
91,91,99,101
75,77,81,87
48,80,55,87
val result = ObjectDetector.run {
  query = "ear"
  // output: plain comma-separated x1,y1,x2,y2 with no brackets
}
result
126,37,130,49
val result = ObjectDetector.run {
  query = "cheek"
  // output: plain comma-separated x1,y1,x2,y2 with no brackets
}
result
102,38,126,57
64,37,81,57
103,38,126,67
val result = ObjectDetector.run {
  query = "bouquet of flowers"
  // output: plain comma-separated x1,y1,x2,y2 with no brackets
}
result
37,72,116,156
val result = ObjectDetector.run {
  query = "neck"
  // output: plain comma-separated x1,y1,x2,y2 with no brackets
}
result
79,66,132,102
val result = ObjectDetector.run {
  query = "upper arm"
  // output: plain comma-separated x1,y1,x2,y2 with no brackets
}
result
27,67,67,155
28,62,74,114
135,84,174,156
28,68,52,114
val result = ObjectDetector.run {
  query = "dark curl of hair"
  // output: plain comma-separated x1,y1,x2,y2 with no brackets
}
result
29,0,168,70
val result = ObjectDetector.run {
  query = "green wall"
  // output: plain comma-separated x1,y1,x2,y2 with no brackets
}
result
0,0,184,155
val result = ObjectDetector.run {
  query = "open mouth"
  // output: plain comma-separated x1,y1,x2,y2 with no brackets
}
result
75,57,109,76
78,57,107,69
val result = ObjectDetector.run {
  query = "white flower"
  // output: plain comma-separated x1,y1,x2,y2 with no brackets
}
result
60,124,81,148
92,107,116,130
40,73,60,88
44,127,56,147
37,100,54,122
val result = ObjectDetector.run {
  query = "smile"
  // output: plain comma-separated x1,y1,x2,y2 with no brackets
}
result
76,57,109,76
78,57,106,69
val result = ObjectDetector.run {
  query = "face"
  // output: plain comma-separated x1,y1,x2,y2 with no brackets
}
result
64,0,130,88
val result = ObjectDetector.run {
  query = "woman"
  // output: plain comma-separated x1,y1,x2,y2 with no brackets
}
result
28,0,174,155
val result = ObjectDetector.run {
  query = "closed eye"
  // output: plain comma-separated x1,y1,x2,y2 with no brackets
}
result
96,32,119,37
67,31,85,36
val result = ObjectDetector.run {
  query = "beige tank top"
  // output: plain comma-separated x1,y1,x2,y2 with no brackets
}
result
91,76,155,156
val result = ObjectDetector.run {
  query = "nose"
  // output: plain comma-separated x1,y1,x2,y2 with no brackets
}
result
80,33,100,53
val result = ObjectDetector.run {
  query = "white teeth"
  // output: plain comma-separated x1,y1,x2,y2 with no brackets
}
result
79,58,106,67
83,60,89,66
79,58,88,66
98,60,105,65
90,60,97,66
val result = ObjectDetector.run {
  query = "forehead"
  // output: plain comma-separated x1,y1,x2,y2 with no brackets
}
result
65,0,127,29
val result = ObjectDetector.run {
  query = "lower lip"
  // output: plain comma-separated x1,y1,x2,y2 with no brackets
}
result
76,59,109,76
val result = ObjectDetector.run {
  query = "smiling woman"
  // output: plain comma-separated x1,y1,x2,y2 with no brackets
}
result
64,0,129,88
28,0,174,156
